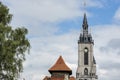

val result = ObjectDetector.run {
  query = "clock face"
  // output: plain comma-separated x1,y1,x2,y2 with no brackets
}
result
84,48,88,53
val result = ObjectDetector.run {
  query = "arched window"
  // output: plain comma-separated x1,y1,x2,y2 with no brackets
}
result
84,68,88,75
84,47,88,65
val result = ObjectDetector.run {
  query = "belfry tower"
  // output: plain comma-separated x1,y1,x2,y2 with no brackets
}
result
76,13,98,80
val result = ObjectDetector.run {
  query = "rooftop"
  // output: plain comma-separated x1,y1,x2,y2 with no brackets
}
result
49,56,72,74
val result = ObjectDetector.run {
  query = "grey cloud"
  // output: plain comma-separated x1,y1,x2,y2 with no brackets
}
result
100,61,120,70
99,38,120,54
107,39,120,49
99,47,109,53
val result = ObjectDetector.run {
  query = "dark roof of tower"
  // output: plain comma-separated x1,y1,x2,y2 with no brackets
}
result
78,13,94,44
82,13,88,29
49,56,72,75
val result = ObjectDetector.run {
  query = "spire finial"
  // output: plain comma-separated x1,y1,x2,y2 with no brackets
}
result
84,0,86,9
83,0,86,14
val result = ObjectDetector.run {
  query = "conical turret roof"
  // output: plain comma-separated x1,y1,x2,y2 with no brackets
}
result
49,56,72,75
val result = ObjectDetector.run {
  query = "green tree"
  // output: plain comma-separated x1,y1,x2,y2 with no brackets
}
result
0,2,30,80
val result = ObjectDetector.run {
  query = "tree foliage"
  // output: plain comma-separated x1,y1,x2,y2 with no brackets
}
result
0,2,30,80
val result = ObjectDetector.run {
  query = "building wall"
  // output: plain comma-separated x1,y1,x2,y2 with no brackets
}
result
76,43,98,80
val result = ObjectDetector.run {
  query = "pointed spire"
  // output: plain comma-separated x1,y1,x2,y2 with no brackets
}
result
82,13,88,31
84,13,87,24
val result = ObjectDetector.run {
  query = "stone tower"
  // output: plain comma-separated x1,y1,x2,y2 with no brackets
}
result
76,13,98,80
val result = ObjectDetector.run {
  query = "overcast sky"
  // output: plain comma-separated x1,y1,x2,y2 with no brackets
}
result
1,0,120,80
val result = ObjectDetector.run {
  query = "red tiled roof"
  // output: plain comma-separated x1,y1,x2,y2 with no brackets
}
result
49,56,72,74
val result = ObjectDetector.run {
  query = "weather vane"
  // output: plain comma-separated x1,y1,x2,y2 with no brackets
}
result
84,0,86,7
84,0,86,11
